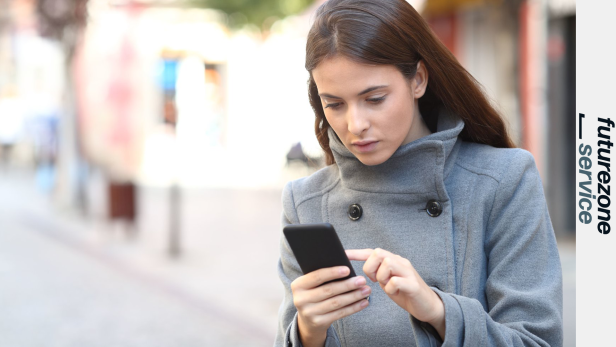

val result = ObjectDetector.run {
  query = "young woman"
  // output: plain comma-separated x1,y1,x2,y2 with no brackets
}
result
275,0,563,346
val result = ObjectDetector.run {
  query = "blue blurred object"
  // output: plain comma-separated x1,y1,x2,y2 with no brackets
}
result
27,112,59,193
160,59,179,92
35,163,56,193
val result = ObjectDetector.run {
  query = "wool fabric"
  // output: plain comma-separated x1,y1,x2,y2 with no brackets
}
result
275,108,563,347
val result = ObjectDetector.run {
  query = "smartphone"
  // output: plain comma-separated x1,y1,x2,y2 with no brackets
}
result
283,223,357,285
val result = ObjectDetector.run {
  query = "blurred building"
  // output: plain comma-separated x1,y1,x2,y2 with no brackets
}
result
546,0,575,236
74,1,324,191
0,0,64,177
1,0,575,235
423,0,575,236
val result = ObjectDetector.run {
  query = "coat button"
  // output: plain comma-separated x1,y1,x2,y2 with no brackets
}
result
425,200,442,217
348,204,363,221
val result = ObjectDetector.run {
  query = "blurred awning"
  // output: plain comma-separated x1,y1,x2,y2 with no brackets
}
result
422,0,502,17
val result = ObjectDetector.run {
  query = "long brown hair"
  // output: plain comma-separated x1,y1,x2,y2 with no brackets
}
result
305,0,515,165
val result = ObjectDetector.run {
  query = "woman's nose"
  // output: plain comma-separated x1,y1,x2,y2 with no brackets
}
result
347,106,369,136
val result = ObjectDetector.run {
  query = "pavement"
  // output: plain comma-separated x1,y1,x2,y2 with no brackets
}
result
0,166,576,346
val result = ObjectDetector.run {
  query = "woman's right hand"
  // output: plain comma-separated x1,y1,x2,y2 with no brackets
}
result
291,266,371,347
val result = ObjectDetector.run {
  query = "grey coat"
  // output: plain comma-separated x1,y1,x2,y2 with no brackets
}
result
275,109,563,347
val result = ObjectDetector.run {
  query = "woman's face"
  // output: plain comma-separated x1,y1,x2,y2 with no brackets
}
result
312,55,431,166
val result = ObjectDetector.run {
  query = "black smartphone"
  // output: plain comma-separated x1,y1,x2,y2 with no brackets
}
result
283,223,357,285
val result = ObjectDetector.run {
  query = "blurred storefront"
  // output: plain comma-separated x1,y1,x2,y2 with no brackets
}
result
423,0,575,236
546,0,575,234
74,2,320,192
74,4,228,186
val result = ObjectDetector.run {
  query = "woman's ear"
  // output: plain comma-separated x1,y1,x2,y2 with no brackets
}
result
413,61,428,98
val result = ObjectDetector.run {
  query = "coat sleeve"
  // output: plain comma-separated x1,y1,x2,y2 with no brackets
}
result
411,149,563,347
274,181,342,347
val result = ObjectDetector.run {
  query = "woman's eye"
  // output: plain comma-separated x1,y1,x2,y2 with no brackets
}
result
367,96,386,104
324,102,342,109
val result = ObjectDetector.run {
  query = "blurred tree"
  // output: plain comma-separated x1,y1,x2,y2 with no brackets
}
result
34,0,89,212
189,0,315,29
36,0,88,58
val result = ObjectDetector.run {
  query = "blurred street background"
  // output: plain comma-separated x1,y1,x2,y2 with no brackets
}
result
0,0,575,346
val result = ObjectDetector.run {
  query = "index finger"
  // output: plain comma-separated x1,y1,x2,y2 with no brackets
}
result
346,249,374,261
298,266,351,289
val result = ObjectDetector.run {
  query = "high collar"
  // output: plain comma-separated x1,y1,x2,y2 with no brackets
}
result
328,107,465,198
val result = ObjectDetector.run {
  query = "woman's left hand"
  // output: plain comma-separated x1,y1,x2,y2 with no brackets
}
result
346,248,446,339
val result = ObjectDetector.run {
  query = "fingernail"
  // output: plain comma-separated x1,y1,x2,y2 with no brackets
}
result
361,286,371,295
340,267,349,275
360,299,369,307
355,277,366,286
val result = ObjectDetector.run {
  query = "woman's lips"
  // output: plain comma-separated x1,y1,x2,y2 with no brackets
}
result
352,141,378,153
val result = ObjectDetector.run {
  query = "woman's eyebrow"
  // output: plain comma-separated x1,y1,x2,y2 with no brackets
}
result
357,85,388,96
319,85,389,99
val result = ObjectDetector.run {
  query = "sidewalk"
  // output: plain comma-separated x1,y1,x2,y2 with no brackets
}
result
1,168,284,345
1,167,576,346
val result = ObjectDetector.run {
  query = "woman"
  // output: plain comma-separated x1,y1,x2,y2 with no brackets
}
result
275,0,563,346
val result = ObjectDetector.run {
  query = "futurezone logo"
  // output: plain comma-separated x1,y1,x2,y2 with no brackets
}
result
578,113,612,234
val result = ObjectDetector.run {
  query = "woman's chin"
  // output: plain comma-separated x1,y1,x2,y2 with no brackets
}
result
355,152,391,166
